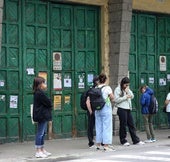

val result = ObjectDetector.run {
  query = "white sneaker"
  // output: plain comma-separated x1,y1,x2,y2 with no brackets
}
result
35,151,47,158
144,139,153,143
123,142,130,146
89,145,97,149
103,146,116,152
136,141,145,145
43,150,51,156
108,145,115,150
151,139,156,142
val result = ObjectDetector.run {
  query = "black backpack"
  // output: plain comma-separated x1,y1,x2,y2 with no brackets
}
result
149,94,158,114
88,86,106,111
80,89,90,110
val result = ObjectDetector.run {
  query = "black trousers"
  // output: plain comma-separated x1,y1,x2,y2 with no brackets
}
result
87,111,95,147
117,108,140,144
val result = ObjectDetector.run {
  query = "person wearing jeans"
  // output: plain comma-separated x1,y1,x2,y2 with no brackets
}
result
95,103,113,146
114,77,144,146
33,77,52,158
94,73,115,151
35,121,48,148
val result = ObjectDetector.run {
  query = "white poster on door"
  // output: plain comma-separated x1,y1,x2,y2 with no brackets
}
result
64,78,71,87
53,52,62,70
160,56,166,71
53,73,62,90
149,77,154,84
78,74,85,88
10,95,18,108
159,78,166,86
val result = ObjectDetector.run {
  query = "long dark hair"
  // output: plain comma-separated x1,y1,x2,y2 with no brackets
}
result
32,76,45,92
120,77,130,90
120,77,130,96
98,73,107,84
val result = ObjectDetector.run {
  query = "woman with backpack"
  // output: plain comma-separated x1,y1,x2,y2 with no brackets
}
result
94,73,115,151
140,85,156,143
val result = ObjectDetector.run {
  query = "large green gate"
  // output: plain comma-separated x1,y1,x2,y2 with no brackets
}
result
0,0,100,142
0,0,22,142
129,12,170,130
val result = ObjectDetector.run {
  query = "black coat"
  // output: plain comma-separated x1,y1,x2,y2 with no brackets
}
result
33,90,52,122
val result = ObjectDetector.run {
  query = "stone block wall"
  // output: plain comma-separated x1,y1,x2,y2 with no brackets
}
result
108,0,132,135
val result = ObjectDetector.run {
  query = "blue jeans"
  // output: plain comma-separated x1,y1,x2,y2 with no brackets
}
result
95,104,112,144
35,121,47,149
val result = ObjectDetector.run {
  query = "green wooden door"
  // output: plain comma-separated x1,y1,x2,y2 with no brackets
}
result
74,6,100,136
129,13,170,130
157,16,170,127
50,4,100,138
138,14,157,130
129,13,139,127
129,13,157,130
0,0,100,142
22,0,51,140
0,0,22,142
50,4,75,138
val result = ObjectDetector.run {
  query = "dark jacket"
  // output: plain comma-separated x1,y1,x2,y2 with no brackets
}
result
33,90,52,122
140,87,153,114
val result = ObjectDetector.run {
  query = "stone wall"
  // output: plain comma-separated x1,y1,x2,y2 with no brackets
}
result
108,0,132,135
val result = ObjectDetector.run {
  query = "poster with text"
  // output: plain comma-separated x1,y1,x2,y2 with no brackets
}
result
53,95,61,110
159,78,166,86
53,73,62,90
10,95,18,108
78,73,85,88
160,56,166,71
53,52,62,70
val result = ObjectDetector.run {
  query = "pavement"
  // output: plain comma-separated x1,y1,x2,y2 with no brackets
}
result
0,129,170,162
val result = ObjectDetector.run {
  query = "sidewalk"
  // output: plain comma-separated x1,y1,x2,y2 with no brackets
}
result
0,129,170,162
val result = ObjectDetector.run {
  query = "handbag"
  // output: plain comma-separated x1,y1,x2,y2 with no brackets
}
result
112,104,118,115
30,104,35,124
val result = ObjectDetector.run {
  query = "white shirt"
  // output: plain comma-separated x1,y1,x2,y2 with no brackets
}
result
98,84,113,106
166,93,170,112
114,85,134,110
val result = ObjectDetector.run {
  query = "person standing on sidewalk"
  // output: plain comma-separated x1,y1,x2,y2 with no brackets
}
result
86,76,99,148
114,77,144,146
140,85,156,143
94,73,115,151
33,76,52,158
165,89,170,129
